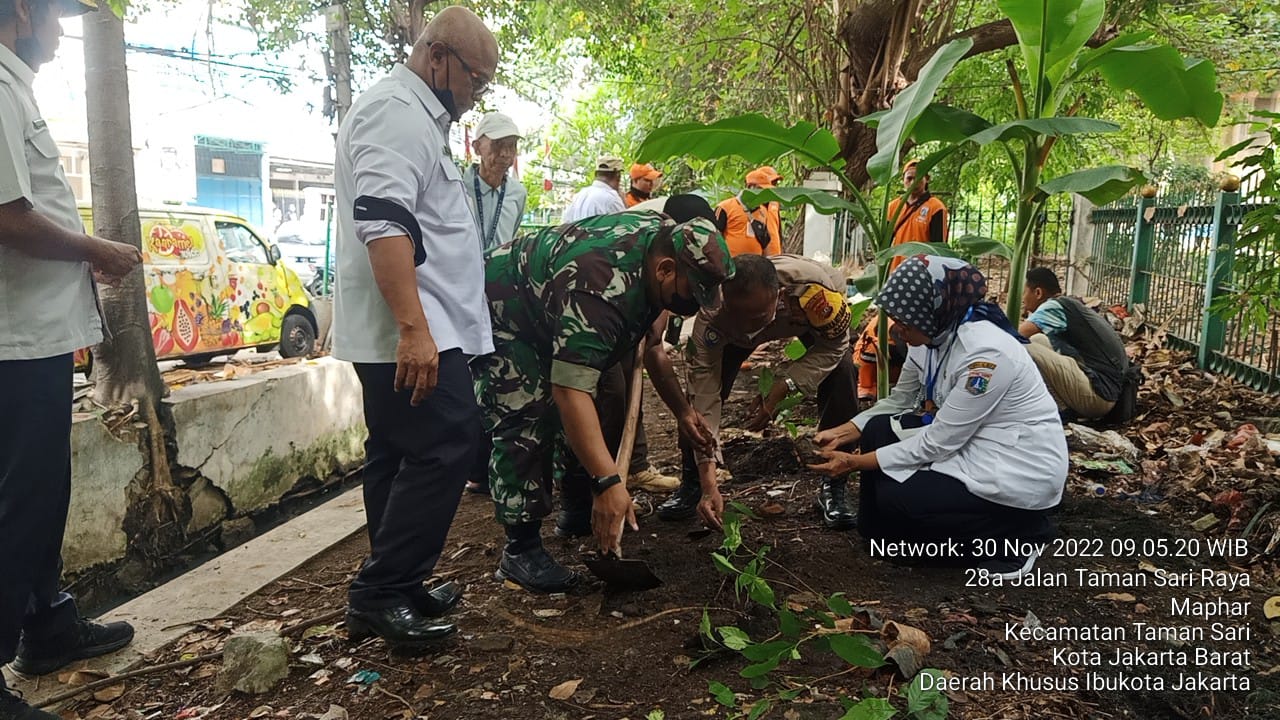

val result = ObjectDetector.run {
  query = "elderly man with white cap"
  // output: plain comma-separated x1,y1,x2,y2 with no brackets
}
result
561,156,627,223
463,112,527,252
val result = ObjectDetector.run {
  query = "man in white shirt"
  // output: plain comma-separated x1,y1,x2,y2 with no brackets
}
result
1,2,142,715
332,5,496,649
561,156,625,223
461,112,525,252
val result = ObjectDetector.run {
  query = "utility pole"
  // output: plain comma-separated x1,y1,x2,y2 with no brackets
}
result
325,3,353,125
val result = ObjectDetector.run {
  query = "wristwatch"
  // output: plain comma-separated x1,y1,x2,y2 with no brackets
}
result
591,473,623,496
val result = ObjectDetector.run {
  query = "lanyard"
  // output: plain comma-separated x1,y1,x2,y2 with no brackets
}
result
473,171,508,250
921,307,973,424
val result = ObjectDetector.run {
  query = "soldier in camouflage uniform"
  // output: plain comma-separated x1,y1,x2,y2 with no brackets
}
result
476,210,733,593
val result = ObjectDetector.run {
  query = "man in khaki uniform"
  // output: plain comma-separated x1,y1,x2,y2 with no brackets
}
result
657,254,859,530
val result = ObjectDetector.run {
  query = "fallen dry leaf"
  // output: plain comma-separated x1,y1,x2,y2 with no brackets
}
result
316,705,348,720
548,678,583,700
532,609,564,618
1094,592,1136,603
248,706,273,718
58,669,109,686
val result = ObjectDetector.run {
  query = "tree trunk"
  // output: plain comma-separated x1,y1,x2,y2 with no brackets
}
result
833,1,1022,188
83,7,185,560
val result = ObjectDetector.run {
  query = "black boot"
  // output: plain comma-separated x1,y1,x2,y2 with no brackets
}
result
657,478,701,521
816,479,856,531
0,673,59,720
555,484,593,539
12,619,135,677
497,523,581,593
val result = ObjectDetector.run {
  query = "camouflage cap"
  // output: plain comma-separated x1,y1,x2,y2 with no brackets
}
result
671,217,735,309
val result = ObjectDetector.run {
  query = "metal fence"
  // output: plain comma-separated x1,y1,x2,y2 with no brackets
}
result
1085,178,1280,393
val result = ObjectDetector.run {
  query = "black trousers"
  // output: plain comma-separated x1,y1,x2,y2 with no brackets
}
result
0,354,80,664
680,339,859,483
857,413,1054,562
350,350,481,610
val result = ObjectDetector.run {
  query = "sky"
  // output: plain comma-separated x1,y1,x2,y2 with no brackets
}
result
34,4,560,175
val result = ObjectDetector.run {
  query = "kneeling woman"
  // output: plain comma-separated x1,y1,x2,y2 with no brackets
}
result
811,256,1066,577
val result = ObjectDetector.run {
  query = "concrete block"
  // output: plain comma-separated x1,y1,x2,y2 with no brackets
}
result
170,357,365,514
64,415,141,574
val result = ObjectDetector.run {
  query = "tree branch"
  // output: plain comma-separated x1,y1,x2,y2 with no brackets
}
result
904,18,1017,80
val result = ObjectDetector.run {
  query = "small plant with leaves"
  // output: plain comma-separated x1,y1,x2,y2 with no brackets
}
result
698,507,949,719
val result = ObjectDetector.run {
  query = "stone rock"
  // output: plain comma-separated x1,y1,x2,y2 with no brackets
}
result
217,631,289,694
219,517,256,550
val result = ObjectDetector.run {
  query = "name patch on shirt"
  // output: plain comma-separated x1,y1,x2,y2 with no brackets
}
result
965,360,996,395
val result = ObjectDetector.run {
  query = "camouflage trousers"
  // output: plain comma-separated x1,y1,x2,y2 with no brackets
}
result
473,334,635,526
474,330,572,526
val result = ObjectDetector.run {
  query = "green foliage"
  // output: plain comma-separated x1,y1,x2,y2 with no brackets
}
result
645,710,665,720
782,339,807,361
906,670,950,720
700,508,950,718
1211,111,1280,332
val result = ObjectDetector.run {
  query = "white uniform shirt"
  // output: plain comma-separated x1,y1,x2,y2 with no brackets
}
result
0,44,102,360
460,164,526,251
561,180,625,223
333,64,493,363
852,320,1067,510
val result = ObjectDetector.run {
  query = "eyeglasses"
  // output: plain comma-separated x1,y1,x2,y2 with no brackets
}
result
445,45,491,99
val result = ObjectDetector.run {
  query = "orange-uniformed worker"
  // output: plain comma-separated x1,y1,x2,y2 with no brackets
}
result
853,311,906,402
885,160,948,272
715,166,783,257
625,163,662,208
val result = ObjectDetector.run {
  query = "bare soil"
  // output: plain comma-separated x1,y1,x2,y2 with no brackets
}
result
52,342,1280,720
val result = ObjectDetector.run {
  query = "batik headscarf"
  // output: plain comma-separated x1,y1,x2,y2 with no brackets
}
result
878,255,1027,346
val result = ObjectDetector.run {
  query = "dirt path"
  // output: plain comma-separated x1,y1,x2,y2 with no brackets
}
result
54,348,1280,720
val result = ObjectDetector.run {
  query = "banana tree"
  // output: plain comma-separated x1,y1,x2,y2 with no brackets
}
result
637,39,980,397
968,0,1222,320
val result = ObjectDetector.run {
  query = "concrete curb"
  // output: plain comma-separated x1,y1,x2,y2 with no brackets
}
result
4,485,367,706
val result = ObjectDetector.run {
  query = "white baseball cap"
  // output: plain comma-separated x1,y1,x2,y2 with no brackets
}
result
473,113,522,141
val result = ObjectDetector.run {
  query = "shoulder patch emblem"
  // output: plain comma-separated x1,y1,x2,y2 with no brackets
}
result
798,284,850,340
704,327,721,348
965,362,995,395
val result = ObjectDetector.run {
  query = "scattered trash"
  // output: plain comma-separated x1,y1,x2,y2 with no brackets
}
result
345,670,381,687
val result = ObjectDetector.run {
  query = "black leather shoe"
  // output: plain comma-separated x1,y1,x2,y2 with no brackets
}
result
495,546,581,593
816,479,857,531
0,675,59,720
656,481,701,521
11,620,135,676
345,605,457,647
412,581,462,617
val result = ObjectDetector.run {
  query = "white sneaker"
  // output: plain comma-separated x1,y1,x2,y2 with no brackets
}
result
977,549,1040,581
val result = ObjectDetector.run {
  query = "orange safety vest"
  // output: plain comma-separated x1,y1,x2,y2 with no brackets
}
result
624,191,647,208
886,193,948,272
714,196,781,256
854,318,905,399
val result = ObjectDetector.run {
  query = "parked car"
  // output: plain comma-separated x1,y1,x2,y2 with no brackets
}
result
74,205,318,369
274,219,330,286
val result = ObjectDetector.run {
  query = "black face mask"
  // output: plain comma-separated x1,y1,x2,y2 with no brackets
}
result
14,36,43,68
431,63,461,122
666,284,701,316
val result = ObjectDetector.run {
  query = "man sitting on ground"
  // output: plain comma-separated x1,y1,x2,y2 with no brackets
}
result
1018,268,1135,423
